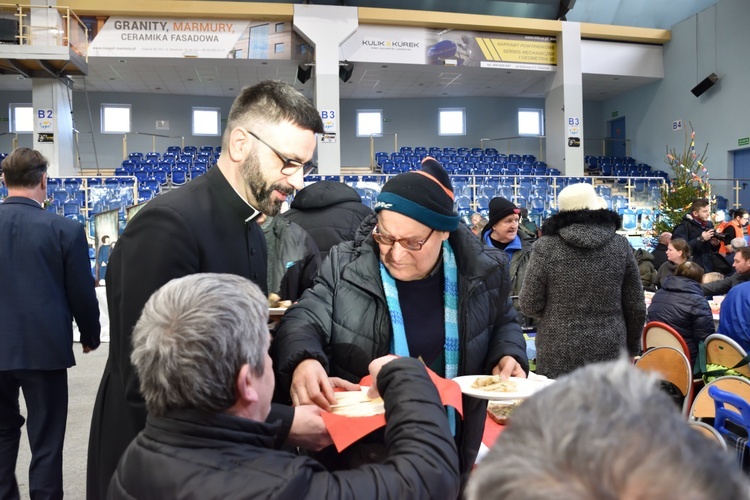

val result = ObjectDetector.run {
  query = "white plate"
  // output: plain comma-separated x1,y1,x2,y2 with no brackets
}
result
268,307,288,315
452,375,553,401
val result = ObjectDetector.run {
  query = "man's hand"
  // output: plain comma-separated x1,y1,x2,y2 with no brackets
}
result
82,344,97,354
286,404,332,451
701,229,714,242
491,356,526,379
366,355,399,399
291,359,337,411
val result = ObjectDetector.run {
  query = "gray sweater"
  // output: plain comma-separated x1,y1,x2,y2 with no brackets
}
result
520,209,647,378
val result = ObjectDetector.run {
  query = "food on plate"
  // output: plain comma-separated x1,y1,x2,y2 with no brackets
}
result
330,391,385,417
471,375,518,393
268,293,292,309
268,293,281,307
487,400,521,425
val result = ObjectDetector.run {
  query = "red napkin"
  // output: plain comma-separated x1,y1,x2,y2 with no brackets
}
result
320,366,464,452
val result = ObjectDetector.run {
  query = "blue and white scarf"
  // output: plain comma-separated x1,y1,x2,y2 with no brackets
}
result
379,240,459,432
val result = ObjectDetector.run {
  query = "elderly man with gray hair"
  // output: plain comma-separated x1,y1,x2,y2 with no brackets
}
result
466,359,749,500
108,273,460,499
725,237,748,273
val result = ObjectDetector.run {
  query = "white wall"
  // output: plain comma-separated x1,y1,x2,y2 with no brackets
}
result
339,96,604,167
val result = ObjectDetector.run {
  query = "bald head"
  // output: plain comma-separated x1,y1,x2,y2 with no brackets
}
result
658,232,672,245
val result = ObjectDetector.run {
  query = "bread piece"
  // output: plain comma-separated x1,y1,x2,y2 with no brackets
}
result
487,401,520,425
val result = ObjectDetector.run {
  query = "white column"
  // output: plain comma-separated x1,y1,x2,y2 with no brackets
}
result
29,0,75,177
294,5,358,175
545,22,584,176
32,79,76,177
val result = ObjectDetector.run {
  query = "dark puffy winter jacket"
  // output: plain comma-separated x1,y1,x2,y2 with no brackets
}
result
284,181,373,260
647,275,714,365
108,358,460,500
272,214,528,480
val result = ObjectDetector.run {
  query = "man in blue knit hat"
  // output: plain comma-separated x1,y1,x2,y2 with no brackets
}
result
273,157,528,486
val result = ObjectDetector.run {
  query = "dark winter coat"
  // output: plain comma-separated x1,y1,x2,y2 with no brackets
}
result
261,216,321,302
650,243,669,270
108,358,460,500
272,214,528,478
283,181,373,260
519,209,646,379
634,248,658,292
482,230,534,328
672,214,717,272
647,275,714,364
701,270,750,297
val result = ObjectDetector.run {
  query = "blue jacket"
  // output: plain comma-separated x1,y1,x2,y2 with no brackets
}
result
0,196,100,370
718,281,750,353
647,275,714,365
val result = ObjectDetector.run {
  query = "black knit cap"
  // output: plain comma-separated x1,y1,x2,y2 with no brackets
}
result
374,157,460,231
482,197,520,237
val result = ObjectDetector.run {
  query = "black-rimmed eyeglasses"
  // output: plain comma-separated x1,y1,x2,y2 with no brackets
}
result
242,128,316,176
372,225,435,251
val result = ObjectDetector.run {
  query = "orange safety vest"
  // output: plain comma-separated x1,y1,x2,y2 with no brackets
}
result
717,219,746,255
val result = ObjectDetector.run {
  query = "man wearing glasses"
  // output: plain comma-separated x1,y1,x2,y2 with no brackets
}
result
273,157,528,486
87,80,327,499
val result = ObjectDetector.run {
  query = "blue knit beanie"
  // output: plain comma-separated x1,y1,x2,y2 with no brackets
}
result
374,157,460,231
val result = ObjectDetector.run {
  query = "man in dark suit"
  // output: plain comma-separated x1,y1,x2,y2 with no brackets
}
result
0,148,100,500
86,81,339,499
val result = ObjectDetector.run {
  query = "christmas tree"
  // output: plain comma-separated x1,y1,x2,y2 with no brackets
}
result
654,125,710,234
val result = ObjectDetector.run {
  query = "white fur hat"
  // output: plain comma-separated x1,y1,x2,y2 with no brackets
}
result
557,182,608,211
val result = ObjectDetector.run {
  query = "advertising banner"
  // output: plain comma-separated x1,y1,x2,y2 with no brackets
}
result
89,18,249,58
341,25,556,71
88,17,310,60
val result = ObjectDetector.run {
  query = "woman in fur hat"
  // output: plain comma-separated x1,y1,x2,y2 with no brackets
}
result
519,183,646,378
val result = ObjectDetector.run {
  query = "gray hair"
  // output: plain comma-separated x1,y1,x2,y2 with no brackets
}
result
131,273,270,417
223,80,324,148
731,237,747,251
466,359,749,500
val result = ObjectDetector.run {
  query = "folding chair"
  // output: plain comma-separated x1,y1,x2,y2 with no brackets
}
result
642,321,692,368
688,421,728,451
704,334,750,379
635,346,693,415
690,376,750,422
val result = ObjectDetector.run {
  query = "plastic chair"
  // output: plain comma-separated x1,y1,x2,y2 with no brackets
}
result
635,346,693,415
709,385,750,465
710,385,750,435
705,334,750,379
642,321,692,368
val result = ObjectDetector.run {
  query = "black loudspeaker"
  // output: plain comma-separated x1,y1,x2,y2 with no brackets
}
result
339,64,353,83
297,65,312,84
0,18,18,44
691,73,718,97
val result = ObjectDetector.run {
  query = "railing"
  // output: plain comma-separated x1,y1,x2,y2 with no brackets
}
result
583,138,632,158
122,132,186,160
480,136,545,160
0,3,89,61
369,133,398,171
0,132,19,151
707,178,750,212
305,172,665,224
